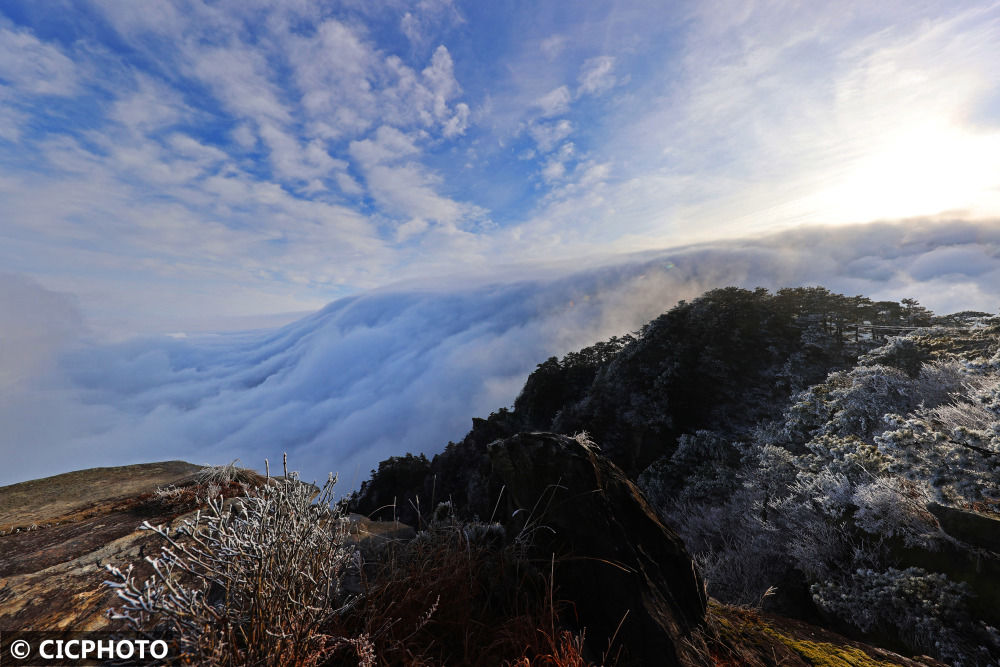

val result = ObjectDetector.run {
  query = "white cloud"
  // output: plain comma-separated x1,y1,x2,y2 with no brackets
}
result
396,216,429,241
109,74,191,134
289,18,378,136
528,118,573,151
364,162,465,225
541,159,566,182
0,26,79,96
535,85,572,117
577,56,616,96
596,1,1000,242
401,12,422,46
166,133,229,164
540,142,575,182
336,171,364,196
284,15,471,142
422,45,460,113
399,0,464,48
231,123,257,148
348,125,479,232
192,46,291,123
577,161,610,187
540,34,567,60
0,127,388,336
0,88,26,141
0,4,479,299
554,142,574,160
0,274,84,390
258,123,347,184
7,0,1000,353
443,102,470,137
380,47,469,133
0,263,701,487
349,126,421,167
87,0,190,41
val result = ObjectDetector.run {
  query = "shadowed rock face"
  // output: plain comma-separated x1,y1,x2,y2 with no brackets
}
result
488,432,708,666
0,461,204,630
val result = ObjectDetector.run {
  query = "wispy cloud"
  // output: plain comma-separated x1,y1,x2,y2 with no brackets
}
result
0,25,79,96
1,1,999,337
534,85,572,118
577,56,616,96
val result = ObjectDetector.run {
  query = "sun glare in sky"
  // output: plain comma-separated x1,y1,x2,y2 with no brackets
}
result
802,119,1000,226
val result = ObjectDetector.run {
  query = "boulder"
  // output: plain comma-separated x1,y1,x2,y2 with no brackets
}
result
0,461,205,630
927,502,1000,553
488,432,708,665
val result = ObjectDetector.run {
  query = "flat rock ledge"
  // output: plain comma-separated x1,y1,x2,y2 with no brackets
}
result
0,461,204,630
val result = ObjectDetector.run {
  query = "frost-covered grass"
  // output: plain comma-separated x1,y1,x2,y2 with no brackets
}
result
105,459,593,666
191,458,267,487
106,466,361,666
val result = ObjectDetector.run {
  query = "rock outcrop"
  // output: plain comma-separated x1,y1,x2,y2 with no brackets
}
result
0,461,204,630
488,432,708,666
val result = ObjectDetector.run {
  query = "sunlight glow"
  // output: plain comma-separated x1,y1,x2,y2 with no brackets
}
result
817,119,1000,223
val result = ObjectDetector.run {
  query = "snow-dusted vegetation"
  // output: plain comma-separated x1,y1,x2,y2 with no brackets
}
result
353,287,1000,665
105,466,365,665
647,324,1000,663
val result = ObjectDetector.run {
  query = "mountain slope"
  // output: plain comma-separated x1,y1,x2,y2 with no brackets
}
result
351,286,1000,665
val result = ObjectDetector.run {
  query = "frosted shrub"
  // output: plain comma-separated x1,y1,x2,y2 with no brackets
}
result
804,434,886,479
153,484,183,500
105,468,365,666
852,478,936,547
821,365,918,440
872,365,1000,505
192,458,265,486
812,567,996,664
785,359,966,445
877,413,1000,506
765,483,861,581
789,468,854,520
915,361,973,408
858,335,926,377
638,430,741,508
667,495,786,606
925,395,995,432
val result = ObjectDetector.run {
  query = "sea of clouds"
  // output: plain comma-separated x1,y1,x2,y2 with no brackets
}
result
2,219,999,488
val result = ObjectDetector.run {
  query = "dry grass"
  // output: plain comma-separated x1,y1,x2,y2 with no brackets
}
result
682,603,800,667
191,459,269,487
680,602,929,667
323,519,593,666
106,457,603,667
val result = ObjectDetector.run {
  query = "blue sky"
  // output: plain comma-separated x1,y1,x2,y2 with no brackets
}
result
3,1,1000,336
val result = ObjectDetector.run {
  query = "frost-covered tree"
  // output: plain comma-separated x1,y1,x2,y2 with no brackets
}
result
877,373,1000,507
646,325,1000,665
